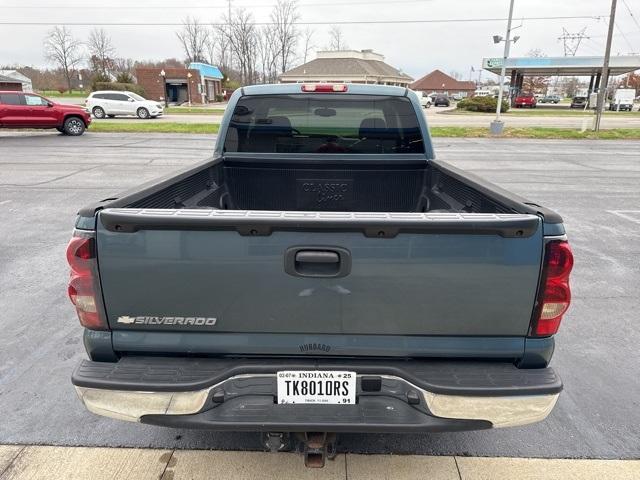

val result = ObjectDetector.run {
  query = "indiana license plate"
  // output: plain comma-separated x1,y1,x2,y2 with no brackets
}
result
276,370,356,405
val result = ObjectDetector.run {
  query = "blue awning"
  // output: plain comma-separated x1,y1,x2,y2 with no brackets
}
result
188,62,224,80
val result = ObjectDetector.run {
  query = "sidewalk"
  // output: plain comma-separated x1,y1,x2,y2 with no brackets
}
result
0,446,637,480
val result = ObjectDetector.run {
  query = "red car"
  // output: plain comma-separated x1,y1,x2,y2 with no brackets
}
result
514,93,537,108
0,91,91,135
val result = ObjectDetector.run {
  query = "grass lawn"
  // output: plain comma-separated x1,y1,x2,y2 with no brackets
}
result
37,90,87,98
164,107,226,115
429,126,640,139
445,108,638,117
90,122,220,134
88,122,640,139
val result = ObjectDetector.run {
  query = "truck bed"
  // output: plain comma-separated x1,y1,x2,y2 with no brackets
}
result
111,156,527,215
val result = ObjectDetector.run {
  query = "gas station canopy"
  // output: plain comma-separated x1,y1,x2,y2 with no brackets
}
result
482,55,640,77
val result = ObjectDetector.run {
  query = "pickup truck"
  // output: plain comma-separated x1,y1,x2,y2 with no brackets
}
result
69,83,573,467
514,93,537,108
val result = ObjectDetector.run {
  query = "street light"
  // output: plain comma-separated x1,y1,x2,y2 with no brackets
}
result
187,72,193,106
490,0,519,135
159,69,167,107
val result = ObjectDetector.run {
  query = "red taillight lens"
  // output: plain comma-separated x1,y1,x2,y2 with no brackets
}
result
532,240,574,336
301,83,348,93
66,233,107,330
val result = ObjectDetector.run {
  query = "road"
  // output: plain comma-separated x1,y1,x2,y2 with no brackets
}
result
0,132,639,460
87,108,640,129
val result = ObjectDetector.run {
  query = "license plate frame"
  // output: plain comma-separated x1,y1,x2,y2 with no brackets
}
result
276,370,356,405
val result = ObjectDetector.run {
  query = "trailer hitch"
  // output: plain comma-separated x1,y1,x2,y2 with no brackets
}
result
296,432,337,468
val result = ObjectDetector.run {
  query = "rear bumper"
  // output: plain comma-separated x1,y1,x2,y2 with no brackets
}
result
72,357,561,432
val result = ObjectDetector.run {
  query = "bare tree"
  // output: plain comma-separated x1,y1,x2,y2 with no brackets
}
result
271,0,300,74
522,49,549,93
218,8,258,85
44,26,83,91
449,70,461,80
87,28,115,76
327,26,347,51
256,25,279,83
176,17,210,64
301,27,315,64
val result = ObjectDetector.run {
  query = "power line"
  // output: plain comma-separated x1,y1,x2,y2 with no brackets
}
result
0,15,609,27
2,0,435,8
621,0,640,34
614,23,637,54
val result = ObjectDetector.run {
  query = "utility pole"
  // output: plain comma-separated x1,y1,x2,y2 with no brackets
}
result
594,0,617,132
490,0,516,135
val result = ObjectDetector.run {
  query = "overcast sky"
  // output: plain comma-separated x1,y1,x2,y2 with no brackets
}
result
1,0,639,80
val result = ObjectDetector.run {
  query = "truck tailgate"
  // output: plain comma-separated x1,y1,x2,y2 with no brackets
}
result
96,210,543,347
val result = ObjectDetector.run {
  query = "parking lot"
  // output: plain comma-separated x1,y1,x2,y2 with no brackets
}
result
0,132,639,461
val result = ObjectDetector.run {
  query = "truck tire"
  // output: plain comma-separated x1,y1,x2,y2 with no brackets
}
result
56,127,65,134
92,106,105,119
137,107,150,119
63,117,86,136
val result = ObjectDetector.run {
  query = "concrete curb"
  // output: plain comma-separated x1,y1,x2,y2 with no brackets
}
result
1,446,638,480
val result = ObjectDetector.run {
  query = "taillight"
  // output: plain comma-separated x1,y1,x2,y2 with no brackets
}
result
531,240,574,336
66,231,108,330
301,83,348,93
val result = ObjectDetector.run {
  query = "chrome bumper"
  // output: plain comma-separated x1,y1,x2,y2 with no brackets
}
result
75,374,559,428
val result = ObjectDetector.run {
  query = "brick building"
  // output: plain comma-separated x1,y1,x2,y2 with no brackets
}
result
135,63,223,105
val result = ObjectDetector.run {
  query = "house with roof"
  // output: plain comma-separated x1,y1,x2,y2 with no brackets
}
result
410,70,476,97
0,70,33,92
279,50,413,87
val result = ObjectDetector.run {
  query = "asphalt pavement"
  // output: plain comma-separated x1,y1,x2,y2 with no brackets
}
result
0,132,639,460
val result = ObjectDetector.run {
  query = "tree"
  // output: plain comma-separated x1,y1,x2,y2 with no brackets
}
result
256,26,279,83
44,26,83,91
327,26,347,50
271,0,300,74
176,16,210,64
521,49,549,93
218,8,258,85
449,70,461,80
87,28,115,76
301,27,315,64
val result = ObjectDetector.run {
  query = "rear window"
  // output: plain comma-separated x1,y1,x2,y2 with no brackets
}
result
0,93,23,105
223,94,424,154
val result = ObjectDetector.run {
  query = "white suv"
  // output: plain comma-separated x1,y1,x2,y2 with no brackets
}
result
86,91,164,119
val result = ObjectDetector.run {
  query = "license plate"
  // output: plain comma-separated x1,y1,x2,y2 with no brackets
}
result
277,370,356,405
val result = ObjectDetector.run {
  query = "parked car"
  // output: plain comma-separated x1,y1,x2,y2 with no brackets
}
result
514,93,537,108
433,94,450,107
414,90,431,108
86,91,164,119
0,91,90,135
570,96,588,109
451,93,464,101
539,95,561,104
608,88,635,111
70,83,571,468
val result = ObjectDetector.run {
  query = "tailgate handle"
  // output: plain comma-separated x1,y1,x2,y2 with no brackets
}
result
285,247,351,278
295,251,339,264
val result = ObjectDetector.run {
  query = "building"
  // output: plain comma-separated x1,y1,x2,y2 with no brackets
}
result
410,70,476,97
0,70,32,92
279,50,413,86
135,63,223,105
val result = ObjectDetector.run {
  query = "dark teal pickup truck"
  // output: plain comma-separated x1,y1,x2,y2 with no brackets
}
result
68,83,573,467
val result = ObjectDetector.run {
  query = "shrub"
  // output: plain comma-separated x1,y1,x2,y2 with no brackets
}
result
457,96,510,113
92,82,145,96
214,94,225,102
115,72,133,84
57,86,66,94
